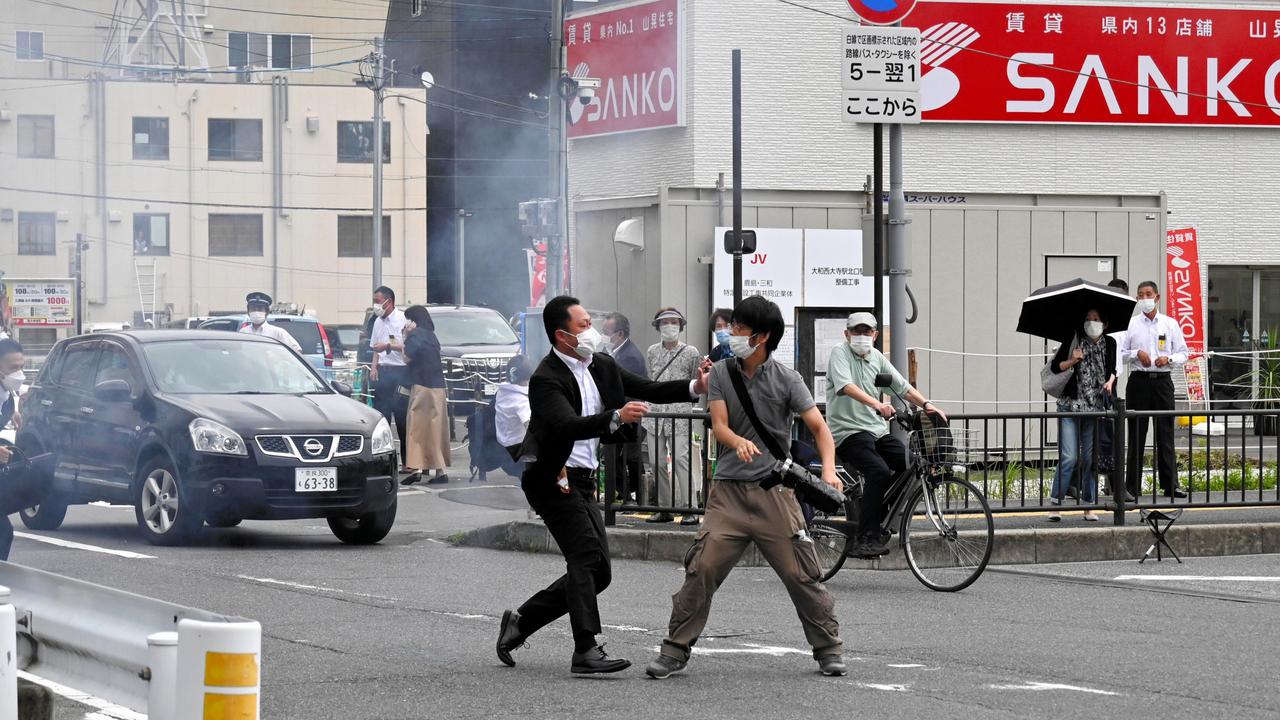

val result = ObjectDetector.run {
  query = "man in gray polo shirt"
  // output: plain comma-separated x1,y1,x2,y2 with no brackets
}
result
646,296,847,680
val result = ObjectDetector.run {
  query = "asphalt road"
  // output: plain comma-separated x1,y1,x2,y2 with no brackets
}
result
19,474,1280,720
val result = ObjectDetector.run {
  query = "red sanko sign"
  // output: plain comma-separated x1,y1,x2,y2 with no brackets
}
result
848,0,919,26
565,0,683,138
1166,227,1206,355
904,1,1280,126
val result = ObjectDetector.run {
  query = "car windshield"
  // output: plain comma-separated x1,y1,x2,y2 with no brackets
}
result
143,339,330,394
434,312,519,346
336,328,361,348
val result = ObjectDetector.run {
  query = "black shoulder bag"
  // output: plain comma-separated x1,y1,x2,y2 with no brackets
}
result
725,363,844,514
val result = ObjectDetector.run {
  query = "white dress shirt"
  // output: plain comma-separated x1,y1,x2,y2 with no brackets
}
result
370,308,408,367
1108,329,1127,379
494,382,531,448
554,347,605,470
1122,312,1189,373
239,322,302,353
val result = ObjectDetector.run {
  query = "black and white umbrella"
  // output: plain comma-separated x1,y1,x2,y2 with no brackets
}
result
1016,278,1136,344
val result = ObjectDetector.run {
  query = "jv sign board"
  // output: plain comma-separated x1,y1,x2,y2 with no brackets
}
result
566,0,684,138
841,26,923,123
905,1,1280,126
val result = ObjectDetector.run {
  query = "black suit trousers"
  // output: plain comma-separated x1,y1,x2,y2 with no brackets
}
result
517,472,611,644
1126,372,1177,494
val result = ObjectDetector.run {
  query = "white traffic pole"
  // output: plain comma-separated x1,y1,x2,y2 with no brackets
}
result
175,619,261,720
0,587,14,720
147,631,178,720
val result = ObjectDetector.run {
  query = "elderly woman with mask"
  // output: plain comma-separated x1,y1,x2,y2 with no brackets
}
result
1047,308,1117,521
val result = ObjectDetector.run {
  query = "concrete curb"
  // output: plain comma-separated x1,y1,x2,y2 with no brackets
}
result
457,520,1280,567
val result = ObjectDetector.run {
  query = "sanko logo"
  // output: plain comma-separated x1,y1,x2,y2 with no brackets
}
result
574,66,679,125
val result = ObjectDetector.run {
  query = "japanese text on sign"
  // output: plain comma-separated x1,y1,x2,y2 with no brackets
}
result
6,279,76,327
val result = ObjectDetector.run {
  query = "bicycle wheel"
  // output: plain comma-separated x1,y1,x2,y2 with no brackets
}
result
807,494,857,582
900,475,993,592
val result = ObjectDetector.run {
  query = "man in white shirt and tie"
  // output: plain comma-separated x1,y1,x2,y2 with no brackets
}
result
1122,281,1189,499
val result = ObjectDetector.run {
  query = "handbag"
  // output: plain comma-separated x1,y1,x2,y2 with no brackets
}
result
725,363,844,514
1040,336,1078,399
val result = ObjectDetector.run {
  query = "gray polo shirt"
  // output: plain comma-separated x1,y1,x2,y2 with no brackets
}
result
708,356,816,482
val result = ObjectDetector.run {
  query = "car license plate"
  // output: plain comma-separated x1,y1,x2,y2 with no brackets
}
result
295,467,337,492
484,383,498,396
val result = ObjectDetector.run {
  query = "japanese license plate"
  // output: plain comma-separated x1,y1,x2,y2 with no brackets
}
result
295,467,337,492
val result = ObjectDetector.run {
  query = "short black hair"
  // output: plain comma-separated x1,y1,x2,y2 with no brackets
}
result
731,295,785,356
374,286,395,302
604,312,630,338
1138,280,1159,295
1107,278,1129,292
403,305,434,330
543,295,580,344
506,354,537,384
710,308,733,327
0,339,23,358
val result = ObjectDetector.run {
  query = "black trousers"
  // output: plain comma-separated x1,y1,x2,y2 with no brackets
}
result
836,432,907,538
517,468,611,649
0,515,11,561
372,365,409,465
1126,372,1178,494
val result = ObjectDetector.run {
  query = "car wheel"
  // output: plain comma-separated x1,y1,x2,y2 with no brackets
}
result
327,498,397,545
19,496,69,531
133,455,202,545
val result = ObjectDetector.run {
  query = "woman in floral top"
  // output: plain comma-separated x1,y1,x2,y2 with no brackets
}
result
1047,308,1117,521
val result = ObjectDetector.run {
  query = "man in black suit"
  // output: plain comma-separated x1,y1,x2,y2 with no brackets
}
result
602,312,646,501
497,296,708,674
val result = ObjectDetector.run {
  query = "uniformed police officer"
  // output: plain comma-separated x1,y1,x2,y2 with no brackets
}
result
239,291,302,353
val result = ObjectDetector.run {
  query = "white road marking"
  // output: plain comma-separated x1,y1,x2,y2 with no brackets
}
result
1115,575,1280,582
655,643,810,657
989,681,1120,696
13,532,155,559
17,671,146,720
236,574,397,602
87,501,131,510
436,611,489,620
888,663,926,668
603,624,649,633
858,683,910,692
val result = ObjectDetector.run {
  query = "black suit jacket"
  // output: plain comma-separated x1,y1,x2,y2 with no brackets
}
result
522,350,694,489
610,338,648,379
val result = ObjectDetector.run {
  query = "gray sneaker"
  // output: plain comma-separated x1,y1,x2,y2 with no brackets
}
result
818,655,848,677
645,654,688,679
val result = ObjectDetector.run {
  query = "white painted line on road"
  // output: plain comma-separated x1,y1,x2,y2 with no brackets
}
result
888,663,926,668
858,683,910,692
1115,575,1280,582
237,574,398,602
603,624,649,633
14,532,155,559
655,643,810,657
17,671,146,720
87,501,131,510
989,681,1119,696
437,611,489,620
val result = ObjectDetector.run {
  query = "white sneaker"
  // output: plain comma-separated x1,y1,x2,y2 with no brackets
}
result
1047,510,1061,522
1083,511,1099,522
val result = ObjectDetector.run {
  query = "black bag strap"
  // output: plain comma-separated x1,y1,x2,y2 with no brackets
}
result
653,344,693,382
726,361,788,463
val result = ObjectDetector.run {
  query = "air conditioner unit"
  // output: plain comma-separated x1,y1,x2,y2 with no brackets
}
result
614,217,644,251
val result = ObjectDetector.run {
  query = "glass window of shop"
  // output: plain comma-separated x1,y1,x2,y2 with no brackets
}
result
1207,266,1280,404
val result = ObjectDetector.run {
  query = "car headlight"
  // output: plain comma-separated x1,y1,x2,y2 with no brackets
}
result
371,417,395,456
189,418,248,456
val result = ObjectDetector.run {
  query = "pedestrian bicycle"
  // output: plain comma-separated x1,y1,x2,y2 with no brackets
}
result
806,373,994,592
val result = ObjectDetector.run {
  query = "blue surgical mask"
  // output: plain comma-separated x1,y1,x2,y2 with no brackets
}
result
714,328,732,348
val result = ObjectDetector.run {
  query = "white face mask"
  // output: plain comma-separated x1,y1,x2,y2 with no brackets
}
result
248,311,267,326
727,334,756,358
371,303,385,319
1084,321,1104,339
566,327,604,358
659,324,680,342
2,370,23,393
848,335,874,356
1137,298,1157,314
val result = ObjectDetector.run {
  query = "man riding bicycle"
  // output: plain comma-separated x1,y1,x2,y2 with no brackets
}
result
826,312,947,559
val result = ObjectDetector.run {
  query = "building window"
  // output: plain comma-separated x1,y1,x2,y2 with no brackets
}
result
132,117,169,160
16,31,43,61
208,214,263,256
337,121,391,163
208,119,262,161
1207,265,1280,405
337,215,392,258
411,0,424,17
17,115,54,158
133,214,170,256
17,212,56,255
228,32,310,70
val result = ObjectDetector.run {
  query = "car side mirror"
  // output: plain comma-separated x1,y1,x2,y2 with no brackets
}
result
331,381,353,397
874,372,894,389
94,378,133,403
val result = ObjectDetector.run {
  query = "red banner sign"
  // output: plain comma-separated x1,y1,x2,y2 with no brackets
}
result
565,0,683,138
904,2,1280,126
1166,227,1206,355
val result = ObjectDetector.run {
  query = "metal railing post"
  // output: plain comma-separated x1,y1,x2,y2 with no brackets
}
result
603,443,620,526
1112,398,1127,526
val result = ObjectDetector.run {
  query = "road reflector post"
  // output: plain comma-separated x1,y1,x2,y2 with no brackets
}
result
148,631,179,720
175,619,261,720
0,586,15,720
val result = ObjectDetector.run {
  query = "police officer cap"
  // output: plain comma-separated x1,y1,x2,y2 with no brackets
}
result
246,291,273,306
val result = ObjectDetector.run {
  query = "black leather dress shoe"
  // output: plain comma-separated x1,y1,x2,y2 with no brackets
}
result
497,609,526,667
847,535,891,559
645,512,674,524
1164,488,1188,499
571,645,631,674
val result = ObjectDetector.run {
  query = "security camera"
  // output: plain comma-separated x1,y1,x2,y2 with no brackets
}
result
420,71,435,90
577,86,595,105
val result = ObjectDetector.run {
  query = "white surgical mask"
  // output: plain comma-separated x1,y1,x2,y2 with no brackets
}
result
371,303,385,319
1084,321,1104,339
568,327,604,358
727,334,756,358
2,370,22,393
1138,298,1157,315
848,335,874,356
659,324,680,342
248,311,267,325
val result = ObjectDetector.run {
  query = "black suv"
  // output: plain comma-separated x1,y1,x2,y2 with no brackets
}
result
429,304,522,404
15,331,398,545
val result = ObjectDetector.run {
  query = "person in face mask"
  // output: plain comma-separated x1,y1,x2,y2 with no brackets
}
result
600,313,646,502
708,308,734,362
645,308,702,525
825,312,945,558
1046,309,1117,521
496,295,709,676
0,339,26,560
237,292,302,353
1121,281,1190,499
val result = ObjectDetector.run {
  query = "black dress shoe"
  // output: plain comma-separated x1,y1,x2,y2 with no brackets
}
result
1163,488,1188,499
427,473,449,485
679,514,700,526
571,645,631,674
847,535,891,559
645,512,675,524
496,609,526,667
399,470,423,486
